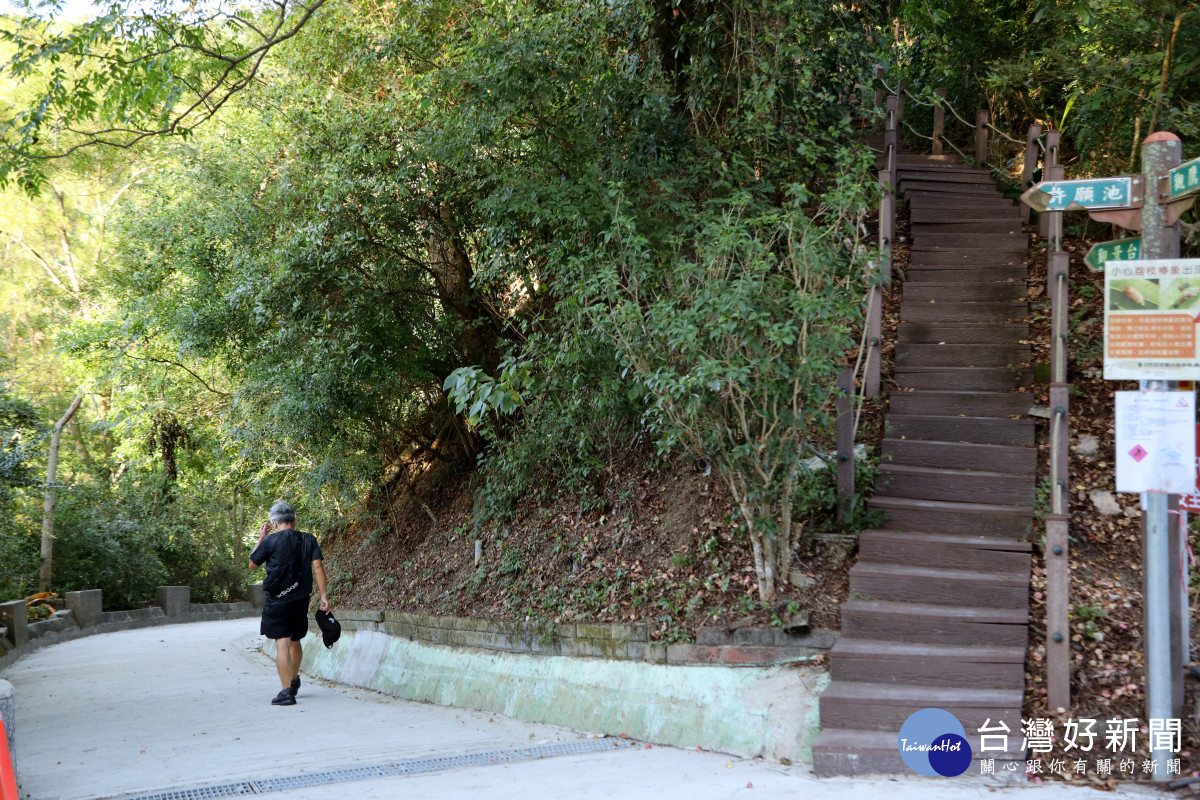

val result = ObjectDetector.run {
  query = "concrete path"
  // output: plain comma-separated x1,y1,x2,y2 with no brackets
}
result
3,619,1158,800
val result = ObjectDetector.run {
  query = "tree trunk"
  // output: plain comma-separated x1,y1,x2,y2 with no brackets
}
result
40,392,85,593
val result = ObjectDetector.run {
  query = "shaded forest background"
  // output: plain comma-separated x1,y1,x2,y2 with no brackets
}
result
0,0,1196,620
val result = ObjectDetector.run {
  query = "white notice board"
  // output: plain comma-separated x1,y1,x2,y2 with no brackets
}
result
1115,391,1197,493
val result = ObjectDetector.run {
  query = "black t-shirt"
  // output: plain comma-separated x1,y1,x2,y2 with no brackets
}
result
250,529,323,606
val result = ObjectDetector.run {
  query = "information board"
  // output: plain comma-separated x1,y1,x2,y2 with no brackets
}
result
1104,259,1200,380
1115,391,1197,494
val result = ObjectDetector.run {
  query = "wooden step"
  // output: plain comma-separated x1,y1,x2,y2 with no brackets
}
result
876,463,1035,506
895,154,964,165
900,303,1027,322
911,221,1024,236
910,206,1021,222
906,199,1019,213
886,414,1034,445
867,495,1034,538
813,728,1024,777
894,343,1028,368
859,530,1032,571
901,268,1026,284
883,156,966,170
900,180,1001,195
820,680,1023,732
897,322,1029,344
911,234,1028,252
896,170,994,184
887,390,1033,417
841,599,1029,646
908,250,1023,267
832,639,1025,683
894,366,1033,390
850,560,1029,607
903,283,1027,303
881,438,1036,474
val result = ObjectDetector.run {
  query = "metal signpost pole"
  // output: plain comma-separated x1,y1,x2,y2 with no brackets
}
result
1141,131,1184,779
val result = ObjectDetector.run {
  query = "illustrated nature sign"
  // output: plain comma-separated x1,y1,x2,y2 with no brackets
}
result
1104,259,1200,380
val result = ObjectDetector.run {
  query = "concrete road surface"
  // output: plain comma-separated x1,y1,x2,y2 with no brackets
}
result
3,619,1160,800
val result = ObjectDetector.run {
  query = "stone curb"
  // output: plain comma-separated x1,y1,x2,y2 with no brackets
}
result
0,590,259,675
330,608,834,666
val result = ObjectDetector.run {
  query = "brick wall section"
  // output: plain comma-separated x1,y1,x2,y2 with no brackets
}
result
328,609,836,667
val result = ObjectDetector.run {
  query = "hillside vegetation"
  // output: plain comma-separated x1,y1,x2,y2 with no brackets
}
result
0,1,1195,628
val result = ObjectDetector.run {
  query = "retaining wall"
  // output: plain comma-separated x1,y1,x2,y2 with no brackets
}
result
267,610,834,764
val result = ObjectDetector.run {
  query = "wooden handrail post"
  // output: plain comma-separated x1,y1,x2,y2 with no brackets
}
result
884,97,898,174
1049,253,1070,383
864,281,883,399
974,109,990,168
866,161,893,401
1043,125,1071,714
895,78,905,122
931,88,947,156
1045,511,1071,711
874,65,884,111
1021,124,1043,224
879,169,894,288
1039,130,1060,239
836,367,855,524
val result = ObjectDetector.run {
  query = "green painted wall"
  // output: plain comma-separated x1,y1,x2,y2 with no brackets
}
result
267,629,827,763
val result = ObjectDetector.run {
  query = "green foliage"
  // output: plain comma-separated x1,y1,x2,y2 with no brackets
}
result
0,0,329,193
0,474,251,607
1072,602,1109,641
584,186,875,600
444,359,528,429
889,1,1200,181
0,382,43,499
3,0,882,607
793,453,885,535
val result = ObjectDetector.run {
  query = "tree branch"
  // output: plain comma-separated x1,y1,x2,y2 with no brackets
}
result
126,354,231,397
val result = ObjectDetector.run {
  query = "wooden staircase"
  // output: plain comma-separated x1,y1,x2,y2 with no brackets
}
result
812,155,1034,776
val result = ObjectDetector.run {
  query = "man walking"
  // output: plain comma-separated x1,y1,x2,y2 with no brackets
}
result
249,500,330,706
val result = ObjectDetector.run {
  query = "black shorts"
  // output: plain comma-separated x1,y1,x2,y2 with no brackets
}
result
260,598,310,641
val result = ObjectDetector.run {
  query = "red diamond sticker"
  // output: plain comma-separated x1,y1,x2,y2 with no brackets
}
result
1129,445,1148,462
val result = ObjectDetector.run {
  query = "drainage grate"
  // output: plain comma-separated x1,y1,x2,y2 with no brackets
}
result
106,738,634,800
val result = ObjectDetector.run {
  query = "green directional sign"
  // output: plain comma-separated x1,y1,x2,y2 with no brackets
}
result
1085,237,1141,272
1165,156,1200,201
1021,176,1135,212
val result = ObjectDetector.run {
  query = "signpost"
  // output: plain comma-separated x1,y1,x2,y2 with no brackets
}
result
1163,155,1200,201
1022,130,1191,781
1020,175,1141,212
1084,237,1141,272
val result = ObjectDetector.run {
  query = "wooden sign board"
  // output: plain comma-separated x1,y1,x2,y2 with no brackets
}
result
1164,156,1200,201
1021,175,1140,212
1085,237,1141,272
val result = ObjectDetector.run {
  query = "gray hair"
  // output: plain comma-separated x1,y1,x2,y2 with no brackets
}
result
269,500,296,526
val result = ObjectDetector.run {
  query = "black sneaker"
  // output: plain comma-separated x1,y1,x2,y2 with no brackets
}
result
271,688,296,706
290,676,301,697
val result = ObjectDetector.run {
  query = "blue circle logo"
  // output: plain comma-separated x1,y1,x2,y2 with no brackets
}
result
898,708,972,776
